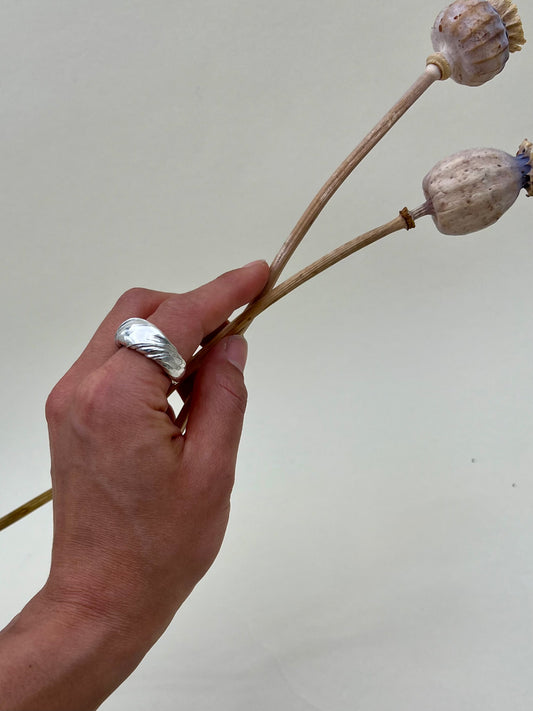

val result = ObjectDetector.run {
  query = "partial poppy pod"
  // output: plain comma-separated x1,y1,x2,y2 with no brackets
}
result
427,0,526,85
419,140,532,235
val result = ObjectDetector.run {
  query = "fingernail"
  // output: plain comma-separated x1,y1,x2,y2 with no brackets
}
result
225,335,248,373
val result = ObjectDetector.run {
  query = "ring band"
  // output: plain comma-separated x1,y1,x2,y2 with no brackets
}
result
115,318,186,384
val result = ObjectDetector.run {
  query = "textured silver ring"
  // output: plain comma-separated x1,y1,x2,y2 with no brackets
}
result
115,318,186,384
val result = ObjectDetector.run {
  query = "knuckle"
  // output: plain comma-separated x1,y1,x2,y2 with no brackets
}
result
73,370,119,430
116,287,155,312
45,381,70,425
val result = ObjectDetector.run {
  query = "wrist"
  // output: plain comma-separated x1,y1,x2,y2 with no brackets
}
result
0,588,145,711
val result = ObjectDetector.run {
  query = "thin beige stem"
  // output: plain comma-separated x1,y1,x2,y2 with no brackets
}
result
172,74,441,425
0,488,53,531
259,64,440,295
180,210,416,395
173,211,413,432
182,73,442,364
245,212,411,319
0,71,441,535
0,64,441,534
0,211,417,530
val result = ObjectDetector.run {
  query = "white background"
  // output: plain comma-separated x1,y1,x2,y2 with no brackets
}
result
1,1,532,709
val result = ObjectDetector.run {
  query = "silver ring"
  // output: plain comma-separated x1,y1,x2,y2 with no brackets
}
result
115,318,186,384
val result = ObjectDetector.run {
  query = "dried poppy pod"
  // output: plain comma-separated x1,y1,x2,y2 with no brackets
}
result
427,0,526,85
419,140,532,235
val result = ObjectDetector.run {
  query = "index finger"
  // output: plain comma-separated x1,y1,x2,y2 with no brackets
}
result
104,260,269,396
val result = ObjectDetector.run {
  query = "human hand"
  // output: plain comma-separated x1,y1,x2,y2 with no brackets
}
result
46,258,268,625
0,260,268,710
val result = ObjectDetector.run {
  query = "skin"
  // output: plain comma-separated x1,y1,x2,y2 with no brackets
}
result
0,259,270,710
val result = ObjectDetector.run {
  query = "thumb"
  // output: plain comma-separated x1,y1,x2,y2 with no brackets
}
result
182,336,249,493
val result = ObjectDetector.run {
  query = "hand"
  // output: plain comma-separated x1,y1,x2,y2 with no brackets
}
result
0,260,269,710
45,259,270,637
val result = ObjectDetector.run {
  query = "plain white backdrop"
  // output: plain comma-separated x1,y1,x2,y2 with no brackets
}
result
1,1,532,708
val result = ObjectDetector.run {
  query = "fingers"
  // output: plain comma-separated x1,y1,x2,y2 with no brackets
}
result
59,261,269,396
63,287,171,383
107,260,269,398
181,335,249,496
147,260,269,361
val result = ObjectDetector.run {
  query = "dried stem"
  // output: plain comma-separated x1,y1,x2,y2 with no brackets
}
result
253,64,440,297
206,213,412,347
0,209,419,530
174,209,418,430
0,489,52,531
0,64,441,534
253,212,413,315
172,66,442,419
